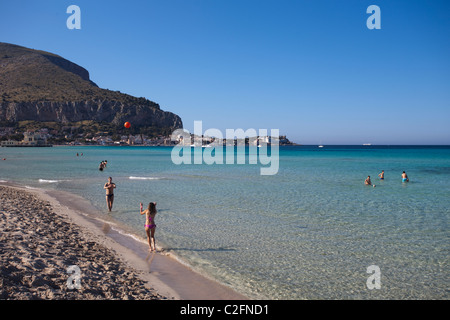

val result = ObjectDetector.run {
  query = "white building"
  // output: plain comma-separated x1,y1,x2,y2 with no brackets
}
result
22,132,48,146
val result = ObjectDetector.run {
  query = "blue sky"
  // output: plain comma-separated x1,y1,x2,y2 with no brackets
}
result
1,0,449,144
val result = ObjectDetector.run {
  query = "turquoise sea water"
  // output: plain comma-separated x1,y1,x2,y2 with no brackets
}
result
1,145,449,299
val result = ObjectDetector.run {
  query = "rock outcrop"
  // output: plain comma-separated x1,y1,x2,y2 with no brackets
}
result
0,42,182,130
1,100,182,128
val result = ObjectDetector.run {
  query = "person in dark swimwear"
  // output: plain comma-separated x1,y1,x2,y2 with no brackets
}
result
140,202,157,252
378,170,384,180
104,177,116,211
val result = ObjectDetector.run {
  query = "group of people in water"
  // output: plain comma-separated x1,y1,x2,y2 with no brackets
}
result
365,170,409,186
103,176,158,252
98,160,108,171
98,159,157,252
101,164,410,253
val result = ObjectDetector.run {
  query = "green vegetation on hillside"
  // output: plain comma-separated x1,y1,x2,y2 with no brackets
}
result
0,42,160,109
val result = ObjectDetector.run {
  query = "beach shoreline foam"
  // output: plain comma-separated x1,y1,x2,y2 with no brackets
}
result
0,182,248,300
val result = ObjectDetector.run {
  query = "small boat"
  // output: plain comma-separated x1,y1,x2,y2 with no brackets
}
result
318,145,324,148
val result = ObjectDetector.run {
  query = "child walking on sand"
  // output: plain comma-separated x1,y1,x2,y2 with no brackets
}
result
140,202,157,252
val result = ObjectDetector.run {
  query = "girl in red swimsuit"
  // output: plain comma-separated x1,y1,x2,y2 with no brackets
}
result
140,202,157,252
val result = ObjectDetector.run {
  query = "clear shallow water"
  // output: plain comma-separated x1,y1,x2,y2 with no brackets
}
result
1,145,449,299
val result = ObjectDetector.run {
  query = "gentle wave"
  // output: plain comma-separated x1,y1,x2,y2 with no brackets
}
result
110,226,149,245
129,176,161,180
38,179,68,183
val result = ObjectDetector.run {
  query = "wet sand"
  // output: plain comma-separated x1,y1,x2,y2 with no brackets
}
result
0,184,248,300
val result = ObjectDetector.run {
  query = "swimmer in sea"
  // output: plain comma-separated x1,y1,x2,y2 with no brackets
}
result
402,171,409,182
365,175,372,185
378,170,384,180
104,177,116,211
140,202,157,252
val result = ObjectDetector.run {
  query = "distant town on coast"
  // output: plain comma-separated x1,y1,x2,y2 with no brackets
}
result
0,43,297,148
0,125,297,147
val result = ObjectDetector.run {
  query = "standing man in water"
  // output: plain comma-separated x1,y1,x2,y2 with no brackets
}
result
402,171,409,182
104,177,116,211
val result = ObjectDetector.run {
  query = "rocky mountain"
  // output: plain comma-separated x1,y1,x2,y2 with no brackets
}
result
0,42,182,132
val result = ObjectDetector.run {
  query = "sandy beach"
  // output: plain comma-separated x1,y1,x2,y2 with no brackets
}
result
0,184,248,300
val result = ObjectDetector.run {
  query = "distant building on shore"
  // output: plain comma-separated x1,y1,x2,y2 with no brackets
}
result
1,140,19,147
1,131,52,147
22,131,48,146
